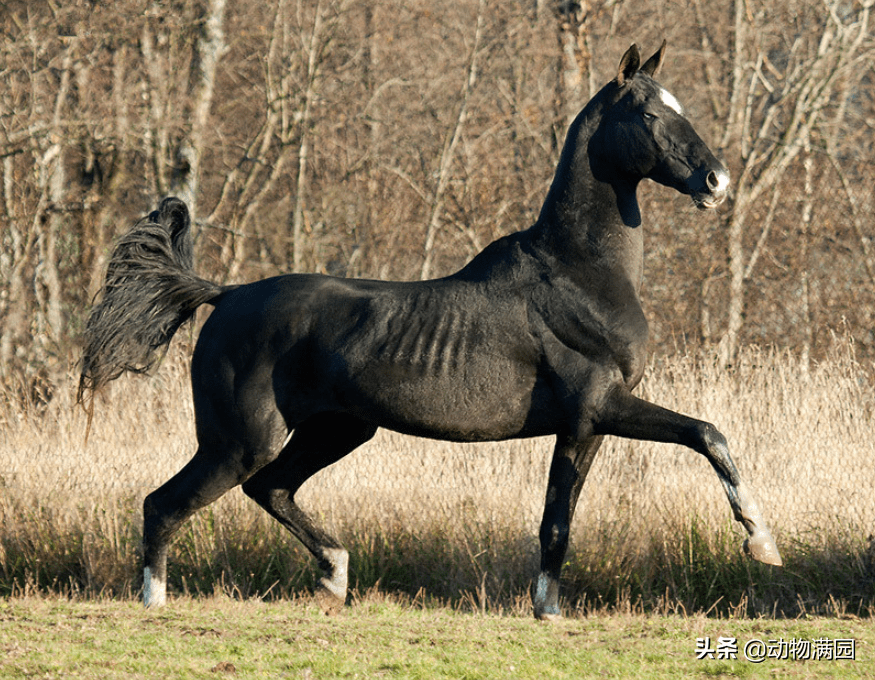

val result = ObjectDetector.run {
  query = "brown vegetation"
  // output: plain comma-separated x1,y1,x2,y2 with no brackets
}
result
1,342,872,614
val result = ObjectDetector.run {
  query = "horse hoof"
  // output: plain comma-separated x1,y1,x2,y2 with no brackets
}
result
535,611,564,623
315,581,346,616
743,532,783,567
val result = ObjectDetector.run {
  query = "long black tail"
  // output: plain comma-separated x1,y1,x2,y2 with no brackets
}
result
78,197,230,406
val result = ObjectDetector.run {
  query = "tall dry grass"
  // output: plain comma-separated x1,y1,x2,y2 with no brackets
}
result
1,338,873,616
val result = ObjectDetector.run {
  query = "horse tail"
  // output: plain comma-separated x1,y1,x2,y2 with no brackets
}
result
78,197,232,412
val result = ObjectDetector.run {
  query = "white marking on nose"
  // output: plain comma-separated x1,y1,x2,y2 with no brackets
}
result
713,170,730,193
659,87,684,116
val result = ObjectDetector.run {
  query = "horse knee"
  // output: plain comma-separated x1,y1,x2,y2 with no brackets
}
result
686,420,715,454
540,520,571,557
696,421,727,452
692,422,741,486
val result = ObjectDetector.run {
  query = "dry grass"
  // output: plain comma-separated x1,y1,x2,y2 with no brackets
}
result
1,338,873,615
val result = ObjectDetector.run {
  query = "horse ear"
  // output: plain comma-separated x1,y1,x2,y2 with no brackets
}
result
640,40,667,78
616,44,640,86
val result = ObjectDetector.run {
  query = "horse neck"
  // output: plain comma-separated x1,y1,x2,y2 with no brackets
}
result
528,100,644,292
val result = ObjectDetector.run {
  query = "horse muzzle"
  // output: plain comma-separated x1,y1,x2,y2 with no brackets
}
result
692,168,730,210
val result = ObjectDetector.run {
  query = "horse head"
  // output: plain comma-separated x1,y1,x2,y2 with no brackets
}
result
591,41,730,211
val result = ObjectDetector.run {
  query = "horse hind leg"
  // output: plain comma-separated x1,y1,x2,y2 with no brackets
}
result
142,446,250,607
241,413,377,613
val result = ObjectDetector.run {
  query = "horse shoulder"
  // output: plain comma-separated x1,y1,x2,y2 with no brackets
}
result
527,269,649,389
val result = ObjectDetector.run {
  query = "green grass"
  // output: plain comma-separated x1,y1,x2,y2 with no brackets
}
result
0,594,872,679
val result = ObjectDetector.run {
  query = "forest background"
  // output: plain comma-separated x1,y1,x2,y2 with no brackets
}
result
1,0,874,397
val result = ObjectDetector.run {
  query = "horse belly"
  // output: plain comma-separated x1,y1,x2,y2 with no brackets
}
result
340,359,538,442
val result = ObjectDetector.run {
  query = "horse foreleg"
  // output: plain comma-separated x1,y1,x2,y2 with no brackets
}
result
534,434,604,621
241,414,377,613
596,388,782,567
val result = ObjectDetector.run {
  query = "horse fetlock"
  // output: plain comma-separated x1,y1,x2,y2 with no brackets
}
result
532,572,562,621
313,548,348,615
318,547,349,599
143,566,167,607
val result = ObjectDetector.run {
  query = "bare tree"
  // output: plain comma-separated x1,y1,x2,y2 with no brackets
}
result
419,0,487,280
174,0,228,220
713,0,873,365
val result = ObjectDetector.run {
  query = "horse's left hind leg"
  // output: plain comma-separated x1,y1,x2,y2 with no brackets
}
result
242,413,377,613
142,445,249,607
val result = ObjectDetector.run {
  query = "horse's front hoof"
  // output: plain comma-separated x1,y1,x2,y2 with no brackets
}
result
743,531,783,566
535,611,564,623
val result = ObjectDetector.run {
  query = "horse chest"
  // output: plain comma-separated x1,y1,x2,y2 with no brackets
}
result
531,270,649,381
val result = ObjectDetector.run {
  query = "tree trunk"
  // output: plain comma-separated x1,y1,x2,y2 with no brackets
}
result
292,0,328,273
173,0,227,220
717,0,869,365
419,0,486,280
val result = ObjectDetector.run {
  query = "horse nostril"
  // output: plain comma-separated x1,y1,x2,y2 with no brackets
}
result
706,171,719,190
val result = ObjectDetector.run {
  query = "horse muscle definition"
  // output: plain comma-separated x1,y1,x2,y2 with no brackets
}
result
79,42,782,620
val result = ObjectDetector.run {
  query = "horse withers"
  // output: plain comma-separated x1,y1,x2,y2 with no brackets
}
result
79,41,782,620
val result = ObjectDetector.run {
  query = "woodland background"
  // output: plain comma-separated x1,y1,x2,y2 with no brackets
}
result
1,0,874,399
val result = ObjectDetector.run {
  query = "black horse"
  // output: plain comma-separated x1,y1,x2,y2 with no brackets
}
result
79,42,781,620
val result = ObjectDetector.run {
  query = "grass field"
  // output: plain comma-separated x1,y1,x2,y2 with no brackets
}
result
0,594,872,678
1,339,874,622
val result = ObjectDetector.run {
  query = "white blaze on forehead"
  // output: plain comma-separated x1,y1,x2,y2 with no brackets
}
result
659,87,684,116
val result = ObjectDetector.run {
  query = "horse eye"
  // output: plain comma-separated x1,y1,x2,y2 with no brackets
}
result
642,112,657,122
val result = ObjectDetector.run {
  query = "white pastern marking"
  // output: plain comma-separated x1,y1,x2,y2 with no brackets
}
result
319,547,349,599
534,572,550,608
143,566,167,607
659,87,684,116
